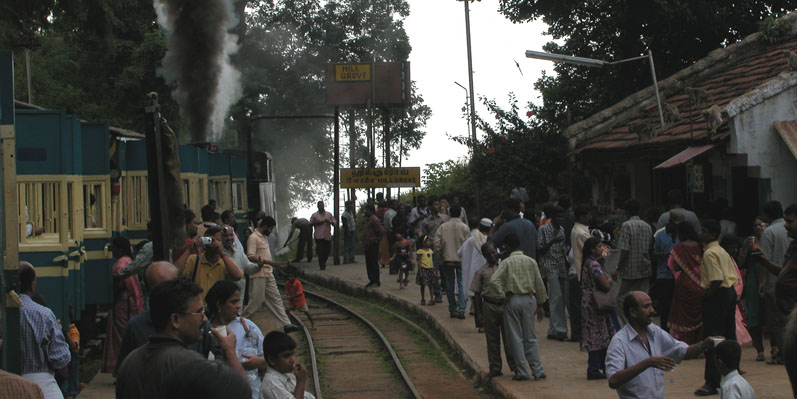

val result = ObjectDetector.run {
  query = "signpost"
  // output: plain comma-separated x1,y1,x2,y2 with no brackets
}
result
335,64,371,81
341,167,421,189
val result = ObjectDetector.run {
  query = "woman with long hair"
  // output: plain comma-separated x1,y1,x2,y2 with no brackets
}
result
667,222,705,344
205,280,265,399
580,237,619,380
102,236,144,375
738,217,767,360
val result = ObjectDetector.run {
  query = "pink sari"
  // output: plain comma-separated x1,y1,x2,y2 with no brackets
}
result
732,259,752,346
102,256,144,374
667,242,704,344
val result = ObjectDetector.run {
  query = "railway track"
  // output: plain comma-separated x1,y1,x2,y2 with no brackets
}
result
287,287,421,399
283,281,498,399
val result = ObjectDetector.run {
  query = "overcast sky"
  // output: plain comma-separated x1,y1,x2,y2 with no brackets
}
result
403,1,551,169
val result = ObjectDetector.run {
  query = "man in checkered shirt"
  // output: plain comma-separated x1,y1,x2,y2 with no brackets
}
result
613,199,653,324
18,262,71,399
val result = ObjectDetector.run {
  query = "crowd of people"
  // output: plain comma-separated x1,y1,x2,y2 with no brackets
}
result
4,189,797,399
1,201,317,399
339,189,797,398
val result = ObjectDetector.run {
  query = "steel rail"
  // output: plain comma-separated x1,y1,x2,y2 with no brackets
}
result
286,310,322,399
280,283,423,399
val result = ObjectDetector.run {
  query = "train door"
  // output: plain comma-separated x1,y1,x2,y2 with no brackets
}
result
15,110,84,322
80,122,113,307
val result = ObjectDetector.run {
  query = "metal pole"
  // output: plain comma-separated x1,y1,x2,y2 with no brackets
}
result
24,49,32,103
648,50,665,128
464,1,477,145
464,0,480,216
333,107,340,265
383,108,391,199
144,93,171,261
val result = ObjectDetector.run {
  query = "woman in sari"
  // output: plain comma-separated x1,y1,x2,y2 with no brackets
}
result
101,236,144,374
580,237,619,380
738,217,767,360
667,222,705,344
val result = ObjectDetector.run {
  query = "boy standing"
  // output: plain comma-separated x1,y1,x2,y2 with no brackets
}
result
260,331,316,399
285,273,315,329
716,340,755,399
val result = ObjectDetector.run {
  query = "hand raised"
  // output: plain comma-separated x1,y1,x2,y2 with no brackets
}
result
241,354,267,370
294,363,308,381
645,356,675,371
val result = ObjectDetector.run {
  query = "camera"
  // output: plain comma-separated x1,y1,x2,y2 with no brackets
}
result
199,236,213,246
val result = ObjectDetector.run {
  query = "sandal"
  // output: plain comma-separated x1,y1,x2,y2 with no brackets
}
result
756,352,764,361
766,357,784,365
694,386,718,396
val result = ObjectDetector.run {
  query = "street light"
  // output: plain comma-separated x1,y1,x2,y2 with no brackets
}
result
454,81,470,138
525,49,665,127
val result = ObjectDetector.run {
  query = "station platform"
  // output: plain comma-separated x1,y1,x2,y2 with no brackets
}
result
291,255,793,399
78,255,792,399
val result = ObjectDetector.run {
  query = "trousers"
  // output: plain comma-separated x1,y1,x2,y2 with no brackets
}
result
703,287,737,389
654,278,675,333
483,301,517,374
315,239,331,270
587,349,607,374
365,243,380,284
343,230,356,262
546,276,568,336
242,276,291,331
441,262,466,313
296,227,313,261
24,372,64,399
568,277,582,340
504,294,544,378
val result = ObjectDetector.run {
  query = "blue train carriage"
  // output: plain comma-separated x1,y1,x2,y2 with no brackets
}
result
179,144,209,218
247,150,277,223
14,108,89,323
116,139,150,247
209,149,249,235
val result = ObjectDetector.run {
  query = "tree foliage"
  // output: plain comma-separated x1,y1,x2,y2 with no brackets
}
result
498,0,797,129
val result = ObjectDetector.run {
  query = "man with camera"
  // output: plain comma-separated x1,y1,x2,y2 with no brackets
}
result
175,226,243,295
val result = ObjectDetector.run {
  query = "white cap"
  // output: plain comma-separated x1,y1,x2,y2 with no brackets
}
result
480,218,493,228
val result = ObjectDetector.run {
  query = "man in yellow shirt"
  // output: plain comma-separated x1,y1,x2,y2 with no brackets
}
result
175,226,242,295
695,219,739,396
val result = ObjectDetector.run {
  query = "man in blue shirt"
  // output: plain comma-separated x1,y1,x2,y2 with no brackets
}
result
607,291,711,398
652,210,682,333
490,198,538,260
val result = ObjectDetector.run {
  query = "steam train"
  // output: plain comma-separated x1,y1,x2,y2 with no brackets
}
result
10,99,277,326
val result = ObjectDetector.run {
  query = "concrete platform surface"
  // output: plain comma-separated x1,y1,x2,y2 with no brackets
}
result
292,255,792,399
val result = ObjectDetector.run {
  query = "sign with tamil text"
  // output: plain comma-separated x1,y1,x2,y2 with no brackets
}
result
341,167,421,188
335,64,371,81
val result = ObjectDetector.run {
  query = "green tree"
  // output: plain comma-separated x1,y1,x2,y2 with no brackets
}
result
498,0,797,129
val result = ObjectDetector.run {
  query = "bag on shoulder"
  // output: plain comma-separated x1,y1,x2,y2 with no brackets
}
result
584,259,615,313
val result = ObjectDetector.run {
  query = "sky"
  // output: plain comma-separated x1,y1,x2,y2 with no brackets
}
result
402,1,551,170
298,1,553,217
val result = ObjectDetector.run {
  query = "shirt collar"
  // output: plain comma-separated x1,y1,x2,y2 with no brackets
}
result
629,216,641,221
705,241,720,249
721,370,740,384
508,250,524,257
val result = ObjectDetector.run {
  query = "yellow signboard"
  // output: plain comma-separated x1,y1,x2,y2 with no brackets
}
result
341,167,421,188
335,64,371,82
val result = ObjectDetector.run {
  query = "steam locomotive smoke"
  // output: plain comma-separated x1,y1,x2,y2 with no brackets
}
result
154,0,242,143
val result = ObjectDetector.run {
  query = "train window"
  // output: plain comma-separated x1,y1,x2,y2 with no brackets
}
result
232,180,246,212
126,174,149,228
209,178,230,211
83,181,107,231
18,181,61,244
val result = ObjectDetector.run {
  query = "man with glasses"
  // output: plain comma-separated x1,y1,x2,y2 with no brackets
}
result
116,278,246,399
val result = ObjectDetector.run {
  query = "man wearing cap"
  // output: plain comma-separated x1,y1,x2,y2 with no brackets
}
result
459,218,493,328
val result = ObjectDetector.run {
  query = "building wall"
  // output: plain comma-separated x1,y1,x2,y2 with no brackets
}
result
728,88,797,206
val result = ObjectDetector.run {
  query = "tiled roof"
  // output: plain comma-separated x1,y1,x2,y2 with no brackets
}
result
564,13,797,153
575,37,797,152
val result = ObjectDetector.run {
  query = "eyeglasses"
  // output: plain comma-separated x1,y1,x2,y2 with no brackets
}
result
179,307,208,318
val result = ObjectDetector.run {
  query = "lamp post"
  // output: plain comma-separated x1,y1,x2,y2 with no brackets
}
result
460,0,480,215
524,49,665,127
454,81,470,138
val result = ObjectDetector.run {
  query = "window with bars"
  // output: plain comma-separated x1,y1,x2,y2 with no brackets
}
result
18,181,61,243
232,180,246,212
83,181,106,230
209,178,230,211
125,174,149,228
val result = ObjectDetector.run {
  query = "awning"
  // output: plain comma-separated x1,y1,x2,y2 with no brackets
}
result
653,144,715,169
773,120,797,161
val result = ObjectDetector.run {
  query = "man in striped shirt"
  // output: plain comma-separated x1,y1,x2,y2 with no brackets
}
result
19,262,71,399
614,199,653,324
